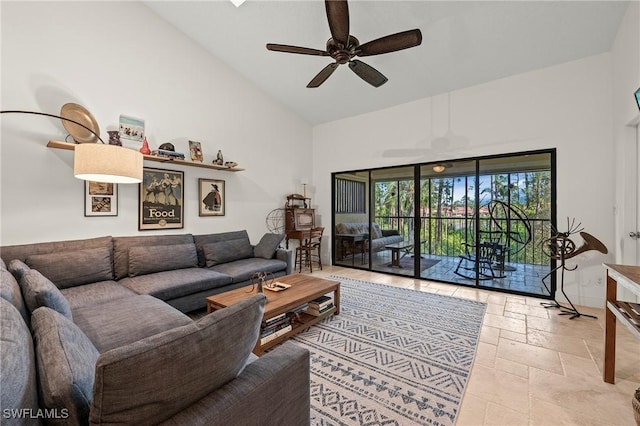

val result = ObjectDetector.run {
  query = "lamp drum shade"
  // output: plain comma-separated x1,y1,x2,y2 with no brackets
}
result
74,143,143,184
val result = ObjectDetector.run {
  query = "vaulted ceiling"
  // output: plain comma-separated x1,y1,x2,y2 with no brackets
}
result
144,1,629,125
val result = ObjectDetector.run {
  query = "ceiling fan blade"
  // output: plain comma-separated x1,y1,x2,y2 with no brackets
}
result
348,60,388,87
266,44,329,56
357,29,422,57
307,63,339,88
325,0,350,46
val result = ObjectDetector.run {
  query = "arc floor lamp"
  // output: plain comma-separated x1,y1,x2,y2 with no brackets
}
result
1,110,143,184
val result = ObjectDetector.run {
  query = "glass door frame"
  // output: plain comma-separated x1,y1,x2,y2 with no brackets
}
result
331,148,556,300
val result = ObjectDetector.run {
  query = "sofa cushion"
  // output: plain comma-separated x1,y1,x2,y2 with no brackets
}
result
7,259,30,282
0,257,5,270
254,233,284,259
0,299,39,420
61,281,136,311
90,294,266,425
128,243,198,277
210,258,288,283
118,268,232,301
21,269,72,319
25,247,113,289
112,234,194,280
193,230,252,267
31,306,99,426
0,235,113,265
202,239,253,267
0,268,30,325
72,295,192,353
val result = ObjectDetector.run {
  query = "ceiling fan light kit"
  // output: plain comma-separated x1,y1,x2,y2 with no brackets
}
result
266,0,422,88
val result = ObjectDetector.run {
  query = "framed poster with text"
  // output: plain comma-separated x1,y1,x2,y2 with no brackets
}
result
138,167,184,230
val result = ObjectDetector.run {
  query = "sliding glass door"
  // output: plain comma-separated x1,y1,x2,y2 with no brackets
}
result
332,149,555,299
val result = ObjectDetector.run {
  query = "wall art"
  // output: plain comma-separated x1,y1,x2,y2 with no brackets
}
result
189,140,204,162
139,167,184,230
119,114,145,143
85,181,118,217
199,178,225,216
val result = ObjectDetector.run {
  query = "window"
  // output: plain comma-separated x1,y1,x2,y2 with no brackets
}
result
335,178,365,214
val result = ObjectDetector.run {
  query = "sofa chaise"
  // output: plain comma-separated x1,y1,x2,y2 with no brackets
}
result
0,230,310,425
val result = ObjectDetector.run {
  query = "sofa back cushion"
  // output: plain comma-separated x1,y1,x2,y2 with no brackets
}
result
25,247,113,289
253,233,284,259
31,306,99,426
0,236,113,265
21,269,73,319
90,293,266,425
112,234,194,280
0,268,30,325
193,230,252,267
0,299,40,420
202,239,254,267
336,222,383,239
127,243,198,277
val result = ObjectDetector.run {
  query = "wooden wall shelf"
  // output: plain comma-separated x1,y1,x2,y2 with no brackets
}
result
47,140,245,172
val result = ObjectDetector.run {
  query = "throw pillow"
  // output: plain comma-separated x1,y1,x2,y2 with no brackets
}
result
90,293,266,425
254,233,284,259
31,306,99,426
0,268,30,324
0,299,39,419
21,269,73,319
128,243,198,277
25,247,113,289
202,238,253,267
7,259,30,282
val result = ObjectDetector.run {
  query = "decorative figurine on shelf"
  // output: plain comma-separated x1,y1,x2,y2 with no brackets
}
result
224,161,238,168
213,150,224,166
139,137,151,155
107,130,122,146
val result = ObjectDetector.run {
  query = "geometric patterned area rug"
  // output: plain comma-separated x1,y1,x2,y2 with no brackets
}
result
290,276,486,426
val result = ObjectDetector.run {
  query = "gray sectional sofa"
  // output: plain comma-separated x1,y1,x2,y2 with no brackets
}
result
0,230,310,425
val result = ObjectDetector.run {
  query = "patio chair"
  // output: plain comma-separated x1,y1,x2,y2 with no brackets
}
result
454,230,507,280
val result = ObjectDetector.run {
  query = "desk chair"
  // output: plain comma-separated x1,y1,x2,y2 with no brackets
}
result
295,227,324,273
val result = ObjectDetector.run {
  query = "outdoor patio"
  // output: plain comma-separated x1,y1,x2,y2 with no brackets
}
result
336,250,552,297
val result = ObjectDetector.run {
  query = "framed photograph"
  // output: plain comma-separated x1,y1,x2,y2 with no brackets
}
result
119,115,145,143
189,140,204,162
84,181,117,216
199,178,225,216
139,167,184,230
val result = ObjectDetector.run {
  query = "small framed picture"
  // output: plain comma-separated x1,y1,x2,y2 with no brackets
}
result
199,178,225,216
189,140,204,162
85,181,118,216
119,115,145,143
139,167,184,230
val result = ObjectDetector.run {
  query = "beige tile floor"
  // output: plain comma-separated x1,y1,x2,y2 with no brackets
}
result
310,265,640,426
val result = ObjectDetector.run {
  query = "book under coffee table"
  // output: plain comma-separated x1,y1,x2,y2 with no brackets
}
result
206,274,340,355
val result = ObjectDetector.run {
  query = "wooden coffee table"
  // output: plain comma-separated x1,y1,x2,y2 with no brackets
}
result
206,274,340,355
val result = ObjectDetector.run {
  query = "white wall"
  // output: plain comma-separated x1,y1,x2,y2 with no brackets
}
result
1,1,312,245
313,53,616,307
612,1,640,301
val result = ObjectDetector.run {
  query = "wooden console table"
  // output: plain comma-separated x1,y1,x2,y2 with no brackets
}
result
603,263,640,383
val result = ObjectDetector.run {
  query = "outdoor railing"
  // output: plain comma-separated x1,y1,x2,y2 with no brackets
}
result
374,215,551,265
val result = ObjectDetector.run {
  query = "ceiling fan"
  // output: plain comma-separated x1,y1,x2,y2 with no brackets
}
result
266,0,422,88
